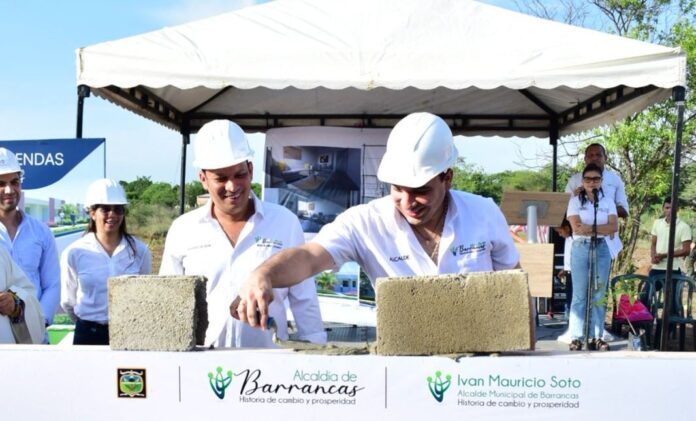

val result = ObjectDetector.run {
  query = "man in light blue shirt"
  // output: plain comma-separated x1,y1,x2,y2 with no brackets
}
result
0,147,60,327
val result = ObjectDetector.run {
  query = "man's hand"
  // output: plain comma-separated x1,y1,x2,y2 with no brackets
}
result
0,292,16,316
651,254,664,265
230,271,274,329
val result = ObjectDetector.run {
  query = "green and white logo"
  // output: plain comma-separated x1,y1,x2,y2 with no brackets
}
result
427,371,452,403
208,366,233,400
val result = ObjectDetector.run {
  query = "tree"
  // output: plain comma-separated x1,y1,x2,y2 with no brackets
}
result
588,1,696,273
252,182,262,198
120,176,153,204
518,0,696,273
140,182,178,207
315,271,337,292
184,181,206,208
451,158,503,203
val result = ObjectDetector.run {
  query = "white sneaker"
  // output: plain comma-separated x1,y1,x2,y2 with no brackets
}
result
556,329,572,344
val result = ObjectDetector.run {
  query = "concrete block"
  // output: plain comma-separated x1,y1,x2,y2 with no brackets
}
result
109,275,208,351
375,270,532,355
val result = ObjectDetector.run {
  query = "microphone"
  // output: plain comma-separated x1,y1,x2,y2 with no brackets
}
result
592,188,599,207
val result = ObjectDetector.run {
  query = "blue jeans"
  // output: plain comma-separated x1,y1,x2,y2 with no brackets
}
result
569,238,611,340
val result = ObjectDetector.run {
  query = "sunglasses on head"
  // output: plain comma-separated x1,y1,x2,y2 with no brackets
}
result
96,205,126,215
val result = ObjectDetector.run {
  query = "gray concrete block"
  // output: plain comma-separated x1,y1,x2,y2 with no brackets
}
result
375,270,532,355
109,275,208,351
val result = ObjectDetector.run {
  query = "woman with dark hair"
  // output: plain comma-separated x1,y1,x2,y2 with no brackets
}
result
566,163,618,351
60,179,151,345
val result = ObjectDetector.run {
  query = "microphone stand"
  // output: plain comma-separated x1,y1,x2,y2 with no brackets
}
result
583,190,599,350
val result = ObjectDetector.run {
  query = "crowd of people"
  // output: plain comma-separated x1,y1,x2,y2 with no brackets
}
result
0,113,689,352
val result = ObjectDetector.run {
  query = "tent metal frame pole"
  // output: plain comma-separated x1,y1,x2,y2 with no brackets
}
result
549,120,559,193
659,86,686,351
179,120,190,215
76,85,90,138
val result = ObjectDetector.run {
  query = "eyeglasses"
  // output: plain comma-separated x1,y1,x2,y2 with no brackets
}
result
582,176,602,183
97,205,126,215
0,177,21,189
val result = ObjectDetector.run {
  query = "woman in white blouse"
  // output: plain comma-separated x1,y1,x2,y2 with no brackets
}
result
566,163,618,351
60,179,151,345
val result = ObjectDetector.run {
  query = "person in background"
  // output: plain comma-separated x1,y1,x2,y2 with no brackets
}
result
566,163,618,351
649,197,691,278
231,112,521,331
0,246,45,344
159,119,326,348
509,224,549,244
60,179,151,345
565,143,627,343
555,219,573,319
0,147,60,330
641,197,692,309
565,143,628,219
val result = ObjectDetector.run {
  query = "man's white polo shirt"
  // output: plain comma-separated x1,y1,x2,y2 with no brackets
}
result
313,191,519,284
159,195,326,348
565,169,629,216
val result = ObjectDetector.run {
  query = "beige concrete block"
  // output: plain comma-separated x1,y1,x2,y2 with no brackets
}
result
375,270,532,355
109,275,208,351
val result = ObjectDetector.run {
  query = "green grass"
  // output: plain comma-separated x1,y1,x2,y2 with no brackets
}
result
51,224,87,236
52,313,74,325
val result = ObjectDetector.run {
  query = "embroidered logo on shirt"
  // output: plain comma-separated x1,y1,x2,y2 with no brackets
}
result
389,255,410,262
186,244,212,252
255,236,283,249
449,242,486,256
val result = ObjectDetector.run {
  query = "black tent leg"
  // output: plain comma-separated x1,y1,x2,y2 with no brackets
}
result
179,129,190,215
76,85,90,138
660,86,686,350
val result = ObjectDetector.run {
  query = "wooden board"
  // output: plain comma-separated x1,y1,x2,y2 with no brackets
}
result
516,243,554,298
501,191,570,227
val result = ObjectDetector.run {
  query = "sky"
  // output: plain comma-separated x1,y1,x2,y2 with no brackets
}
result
0,0,553,203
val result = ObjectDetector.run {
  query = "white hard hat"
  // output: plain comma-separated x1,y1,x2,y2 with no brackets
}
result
84,179,128,207
0,147,23,176
193,120,254,170
377,112,458,188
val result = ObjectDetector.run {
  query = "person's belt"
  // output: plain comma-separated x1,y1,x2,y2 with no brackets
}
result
77,318,108,326
574,236,606,242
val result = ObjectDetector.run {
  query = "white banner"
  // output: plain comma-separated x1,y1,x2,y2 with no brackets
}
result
1,346,694,420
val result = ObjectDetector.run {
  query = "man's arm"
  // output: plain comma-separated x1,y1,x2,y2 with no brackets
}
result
616,206,628,219
39,232,61,324
650,235,660,264
676,240,692,258
614,176,630,218
231,243,334,329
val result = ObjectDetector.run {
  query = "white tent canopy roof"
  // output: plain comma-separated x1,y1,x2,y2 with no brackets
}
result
76,0,686,137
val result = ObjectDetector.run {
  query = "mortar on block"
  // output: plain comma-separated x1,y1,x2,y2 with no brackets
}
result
109,275,208,351
375,270,533,355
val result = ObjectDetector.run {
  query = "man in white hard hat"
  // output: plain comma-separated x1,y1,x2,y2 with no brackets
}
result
232,112,520,329
0,147,60,331
159,119,326,348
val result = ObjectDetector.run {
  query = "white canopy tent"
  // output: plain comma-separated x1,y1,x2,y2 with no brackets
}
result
75,0,689,351
76,0,684,137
